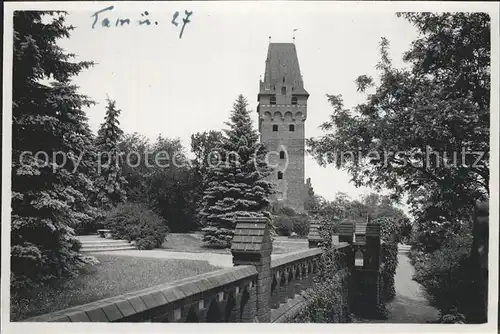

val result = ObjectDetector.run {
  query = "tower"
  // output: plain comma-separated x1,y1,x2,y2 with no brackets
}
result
257,43,309,212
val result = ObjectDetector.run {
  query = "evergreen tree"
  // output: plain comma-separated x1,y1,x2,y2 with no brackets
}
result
94,98,127,210
199,95,274,248
11,11,98,289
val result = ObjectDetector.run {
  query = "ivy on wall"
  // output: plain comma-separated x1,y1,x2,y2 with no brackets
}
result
290,243,351,323
380,242,398,301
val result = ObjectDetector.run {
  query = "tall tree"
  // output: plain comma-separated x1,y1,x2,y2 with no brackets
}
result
11,11,97,288
94,98,127,211
190,130,224,223
119,132,151,203
146,136,199,232
308,13,489,322
199,95,274,248
308,12,489,241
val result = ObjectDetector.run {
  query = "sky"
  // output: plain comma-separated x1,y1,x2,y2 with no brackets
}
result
56,2,421,211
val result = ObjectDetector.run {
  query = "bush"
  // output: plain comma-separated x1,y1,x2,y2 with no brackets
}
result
104,203,169,248
272,206,310,237
274,216,292,236
135,238,156,250
411,232,478,321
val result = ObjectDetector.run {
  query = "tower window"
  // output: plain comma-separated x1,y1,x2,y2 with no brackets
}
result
272,125,278,132
289,124,295,132
281,87,286,95
355,250,364,267
279,151,285,159
277,171,283,180
291,96,298,105
270,96,276,105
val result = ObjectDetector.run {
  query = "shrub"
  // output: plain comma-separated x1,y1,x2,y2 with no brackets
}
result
104,203,169,248
135,238,156,250
411,232,477,321
272,206,310,237
274,216,292,236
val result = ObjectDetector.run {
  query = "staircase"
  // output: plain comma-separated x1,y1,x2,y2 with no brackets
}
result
78,235,136,252
398,244,411,254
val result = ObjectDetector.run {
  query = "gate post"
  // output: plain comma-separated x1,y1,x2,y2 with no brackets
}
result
231,217,272,322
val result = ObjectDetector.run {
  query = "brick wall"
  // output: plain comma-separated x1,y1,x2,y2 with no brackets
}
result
258,95,307,212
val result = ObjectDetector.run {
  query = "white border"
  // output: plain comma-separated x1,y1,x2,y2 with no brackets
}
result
2,2,499,334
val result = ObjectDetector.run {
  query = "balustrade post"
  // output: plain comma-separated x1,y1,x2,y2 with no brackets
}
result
307,223,321,248
231,217,272,322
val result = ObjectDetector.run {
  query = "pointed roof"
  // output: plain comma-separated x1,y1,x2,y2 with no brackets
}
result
259,43,309,96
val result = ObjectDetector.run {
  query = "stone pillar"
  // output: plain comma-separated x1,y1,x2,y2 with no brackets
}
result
231,217,272,322
365,221,381,271
338,220,354,244
307,223,321,248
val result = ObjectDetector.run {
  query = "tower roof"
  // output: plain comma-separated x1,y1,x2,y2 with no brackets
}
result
260,43,309,96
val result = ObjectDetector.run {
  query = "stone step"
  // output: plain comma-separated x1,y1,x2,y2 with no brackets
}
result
81,243,133,250
80,239,131,246
81,245,137,252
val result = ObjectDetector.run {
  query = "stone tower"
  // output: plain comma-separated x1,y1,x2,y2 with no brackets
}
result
257,43,309,212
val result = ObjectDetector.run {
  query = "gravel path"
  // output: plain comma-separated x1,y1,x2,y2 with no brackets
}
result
384,254,440,323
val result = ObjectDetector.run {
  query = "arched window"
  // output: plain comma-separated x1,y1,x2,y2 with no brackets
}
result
291,96,298,105
355,250,364,267
279,151,285,159
289,124,295,132
272,125,278,132
281,86,286,95
270,96,276,105
277,171,283,180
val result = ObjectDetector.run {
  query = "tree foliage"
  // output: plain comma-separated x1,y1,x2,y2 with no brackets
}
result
146,136,199,232
308,13,489,234
11,11,98,289
118,132,151,203
94,98,127,211
199,95,275,248
308,13,490,322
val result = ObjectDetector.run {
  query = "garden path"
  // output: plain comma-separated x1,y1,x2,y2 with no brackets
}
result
383,254,440,323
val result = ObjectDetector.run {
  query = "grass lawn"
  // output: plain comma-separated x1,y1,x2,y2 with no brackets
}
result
11,254,220,321
161,233,308,254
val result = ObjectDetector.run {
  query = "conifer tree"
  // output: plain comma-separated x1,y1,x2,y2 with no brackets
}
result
200,95,274,248
94,98,127,210
11,11,98,289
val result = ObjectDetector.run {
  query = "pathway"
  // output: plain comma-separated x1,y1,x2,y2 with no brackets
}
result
384,254,440,323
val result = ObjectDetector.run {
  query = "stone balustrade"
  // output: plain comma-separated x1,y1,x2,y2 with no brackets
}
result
26,217,357,323
27,265,258,323
269,248,322,322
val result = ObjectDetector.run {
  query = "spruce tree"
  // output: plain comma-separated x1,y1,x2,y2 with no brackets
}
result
200,95,274,248
11,11,98,289
94,98,127,211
